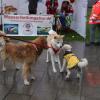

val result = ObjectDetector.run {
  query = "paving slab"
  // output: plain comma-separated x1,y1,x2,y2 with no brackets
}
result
0,41,100,100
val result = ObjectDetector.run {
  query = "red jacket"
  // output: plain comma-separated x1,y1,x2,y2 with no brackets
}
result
45,0,58,14
89,1,100,24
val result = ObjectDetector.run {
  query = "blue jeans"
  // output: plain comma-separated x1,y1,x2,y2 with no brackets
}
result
59,14,67,29
90,24,100,43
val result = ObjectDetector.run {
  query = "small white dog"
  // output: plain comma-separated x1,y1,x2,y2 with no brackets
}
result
61,44,88,79
46,30,64,73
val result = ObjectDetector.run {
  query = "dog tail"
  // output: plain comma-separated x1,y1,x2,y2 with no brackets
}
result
78,58,88,68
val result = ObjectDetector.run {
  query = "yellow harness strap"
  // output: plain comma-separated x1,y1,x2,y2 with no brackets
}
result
64,53,80,69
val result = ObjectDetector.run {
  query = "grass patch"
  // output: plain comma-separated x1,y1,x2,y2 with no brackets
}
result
61,29,84,42
11,31,84,42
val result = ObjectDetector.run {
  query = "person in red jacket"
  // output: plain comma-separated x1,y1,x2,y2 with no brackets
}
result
45,0,58,14
87,0,100,46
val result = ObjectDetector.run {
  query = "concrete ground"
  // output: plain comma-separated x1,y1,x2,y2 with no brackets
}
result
0,41,100,100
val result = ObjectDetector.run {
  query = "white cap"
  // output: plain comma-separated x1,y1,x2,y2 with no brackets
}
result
48,29,57,35
63,44,72,51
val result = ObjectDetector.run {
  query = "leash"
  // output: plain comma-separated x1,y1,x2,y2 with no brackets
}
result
0,34,48,50
0,34,35,44
0,34,39,52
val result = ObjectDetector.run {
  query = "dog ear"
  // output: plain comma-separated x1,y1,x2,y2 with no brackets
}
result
54,35,58,39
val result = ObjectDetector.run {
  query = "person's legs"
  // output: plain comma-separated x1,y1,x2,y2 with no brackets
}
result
28,0,38,14
90,24,96,43
96,24,100,43
59,14,67,29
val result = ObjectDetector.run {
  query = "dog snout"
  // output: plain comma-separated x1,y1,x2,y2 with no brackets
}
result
60,42,64,48
60,45,63,48
57,43,62,48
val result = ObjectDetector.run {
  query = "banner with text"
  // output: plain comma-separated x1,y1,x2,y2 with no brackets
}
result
2,15,53,36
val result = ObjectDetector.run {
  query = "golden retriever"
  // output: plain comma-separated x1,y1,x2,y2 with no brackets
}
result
0,32,47,85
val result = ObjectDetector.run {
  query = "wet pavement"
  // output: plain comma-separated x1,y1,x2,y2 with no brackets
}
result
0,41,100,100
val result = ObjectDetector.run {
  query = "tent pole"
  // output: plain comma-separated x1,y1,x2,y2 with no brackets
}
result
0,0,3,30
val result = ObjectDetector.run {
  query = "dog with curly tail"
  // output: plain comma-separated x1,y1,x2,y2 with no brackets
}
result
61,44,88,80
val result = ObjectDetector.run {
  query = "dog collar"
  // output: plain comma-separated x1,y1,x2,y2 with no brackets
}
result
51,45,60,54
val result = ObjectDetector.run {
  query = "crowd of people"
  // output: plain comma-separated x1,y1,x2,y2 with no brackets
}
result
28,0,75,31
1,0,100,44
27,0,100,44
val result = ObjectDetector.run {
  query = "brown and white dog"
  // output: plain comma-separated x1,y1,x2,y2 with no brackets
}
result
0,32,47,85
46,30,64,73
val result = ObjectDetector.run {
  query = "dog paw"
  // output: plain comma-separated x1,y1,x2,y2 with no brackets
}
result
60,69,63,72
53,69,57,73
55,59,58,63
46,60,49,62
2,67,6,72
31,76,36,80
15,63,21,70
65,75,70,79
24,80,30,86
76,73,81,79
16,66,20,70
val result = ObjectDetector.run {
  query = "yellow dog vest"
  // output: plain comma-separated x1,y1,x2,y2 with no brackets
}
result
64,53,79,69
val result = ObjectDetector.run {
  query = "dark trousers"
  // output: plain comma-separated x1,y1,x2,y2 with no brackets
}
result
59,14,67,29
90,24,100,43
28,0,38,14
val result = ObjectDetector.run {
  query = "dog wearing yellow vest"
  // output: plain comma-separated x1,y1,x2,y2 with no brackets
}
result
61,44,88,80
